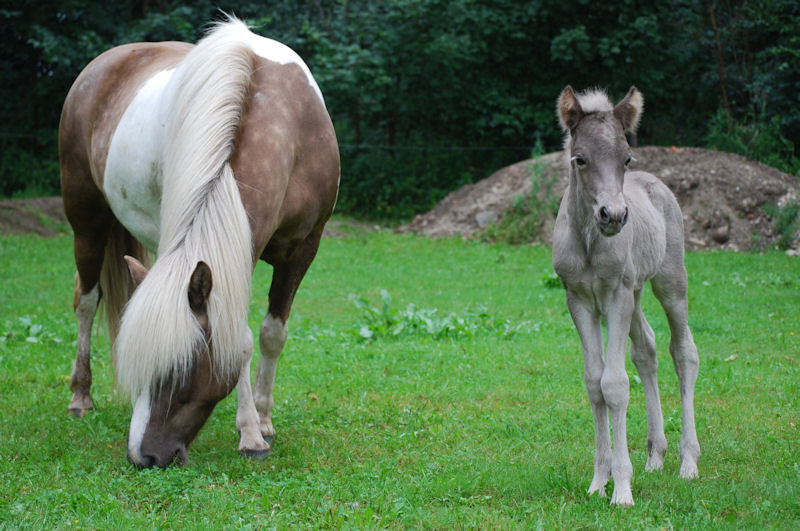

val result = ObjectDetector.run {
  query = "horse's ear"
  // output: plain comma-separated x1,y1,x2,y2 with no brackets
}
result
558,85,583,132
613,86,644,133
188,261,213,314
124,255,149,287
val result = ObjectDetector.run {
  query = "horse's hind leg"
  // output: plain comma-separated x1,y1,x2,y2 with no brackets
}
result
652,271,700,479
70,273,100,417
67,223,112,417
629,289,667,471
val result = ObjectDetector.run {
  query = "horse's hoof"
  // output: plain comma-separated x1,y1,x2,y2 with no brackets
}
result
240,448,270,460
68,407,90,418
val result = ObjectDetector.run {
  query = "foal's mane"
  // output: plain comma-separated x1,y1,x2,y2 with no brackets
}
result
560,88,615,156
115,19,255,398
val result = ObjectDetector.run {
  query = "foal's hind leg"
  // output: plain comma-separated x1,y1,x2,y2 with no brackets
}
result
652,272,700,479
629,289,667,471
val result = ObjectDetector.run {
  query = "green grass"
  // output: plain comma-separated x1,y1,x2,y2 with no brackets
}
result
1,225,799,528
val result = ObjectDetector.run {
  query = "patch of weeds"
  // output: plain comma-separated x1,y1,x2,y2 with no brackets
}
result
348,290,527,341
482,139,560,245
762,202,800,250
540,271,561,289
0,315,63,345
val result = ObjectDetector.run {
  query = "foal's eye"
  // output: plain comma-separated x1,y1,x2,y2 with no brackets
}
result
573,155,587,168
624,154,633,166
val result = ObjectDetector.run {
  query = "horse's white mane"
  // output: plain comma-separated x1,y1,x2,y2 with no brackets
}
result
115,18,255,398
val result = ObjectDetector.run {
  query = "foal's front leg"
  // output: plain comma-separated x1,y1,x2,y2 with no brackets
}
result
567,293,611,498
603,287,635,506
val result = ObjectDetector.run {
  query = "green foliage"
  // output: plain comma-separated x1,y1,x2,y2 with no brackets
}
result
349,289,526,340
2,1,798,210
706,109,800,176
762,202,800,249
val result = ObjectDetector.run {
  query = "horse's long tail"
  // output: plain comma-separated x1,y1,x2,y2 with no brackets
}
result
99,222,151,346
114,18,255,398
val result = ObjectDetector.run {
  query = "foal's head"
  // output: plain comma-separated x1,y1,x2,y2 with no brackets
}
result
122,258,239,469
557,86,643,236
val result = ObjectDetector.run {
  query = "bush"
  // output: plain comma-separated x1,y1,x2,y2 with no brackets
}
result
706,109,800,176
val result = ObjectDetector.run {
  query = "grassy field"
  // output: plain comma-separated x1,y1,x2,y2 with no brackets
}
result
1,223,799,529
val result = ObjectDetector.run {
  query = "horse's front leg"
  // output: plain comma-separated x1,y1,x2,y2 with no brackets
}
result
253,313,288,442
603,286,635,506
566,292,611,498
69,277,99,417
236,327,271,457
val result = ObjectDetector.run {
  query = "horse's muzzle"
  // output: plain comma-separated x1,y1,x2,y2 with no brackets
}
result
127,444,188,469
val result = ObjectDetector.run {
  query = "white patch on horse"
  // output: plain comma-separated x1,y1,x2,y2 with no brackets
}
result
127,390,151,464
104,69,174,252
237,28,324,104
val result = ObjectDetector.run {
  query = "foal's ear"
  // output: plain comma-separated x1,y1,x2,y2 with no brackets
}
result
124,255,149,287
557,85,583,132
188,261,213,314
613,86,644,133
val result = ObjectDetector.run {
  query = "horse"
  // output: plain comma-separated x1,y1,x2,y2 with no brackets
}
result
552,86,700,506
59,18,340,468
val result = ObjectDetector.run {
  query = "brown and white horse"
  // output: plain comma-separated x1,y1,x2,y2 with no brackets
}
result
59,18,339,468
552,86,699,506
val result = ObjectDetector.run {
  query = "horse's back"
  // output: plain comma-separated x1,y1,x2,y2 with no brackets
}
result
59,42,192,232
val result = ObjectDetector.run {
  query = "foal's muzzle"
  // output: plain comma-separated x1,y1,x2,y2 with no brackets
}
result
597,205,629,236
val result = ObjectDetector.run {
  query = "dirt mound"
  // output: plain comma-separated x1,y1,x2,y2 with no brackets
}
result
402,146,800,252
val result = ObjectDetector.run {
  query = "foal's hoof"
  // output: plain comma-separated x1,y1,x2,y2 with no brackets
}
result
239,448,270,460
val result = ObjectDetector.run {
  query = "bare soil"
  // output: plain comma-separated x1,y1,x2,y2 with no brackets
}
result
402,146,800,252
0,197,70,237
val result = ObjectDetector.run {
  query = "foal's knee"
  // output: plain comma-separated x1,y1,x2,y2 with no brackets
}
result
600,372,630,410
584,363,604,404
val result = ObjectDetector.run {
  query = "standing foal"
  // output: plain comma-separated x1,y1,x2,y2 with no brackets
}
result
552,86,700,506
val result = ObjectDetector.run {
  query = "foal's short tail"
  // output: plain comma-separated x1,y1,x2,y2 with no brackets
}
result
99,222,151,346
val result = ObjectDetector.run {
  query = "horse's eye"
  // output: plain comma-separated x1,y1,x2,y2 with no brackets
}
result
573,155,587,168
624,156,632,166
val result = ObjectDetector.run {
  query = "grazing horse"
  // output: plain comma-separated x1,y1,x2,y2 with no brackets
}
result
552,86,699,506
59,18,339,468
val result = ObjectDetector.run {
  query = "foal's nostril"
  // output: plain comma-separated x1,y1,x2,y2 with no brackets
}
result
599,206,610,223
621,208,629,226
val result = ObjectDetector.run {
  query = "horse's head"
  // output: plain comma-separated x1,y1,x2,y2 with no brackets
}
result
557,85,643,236
122,257,240,468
